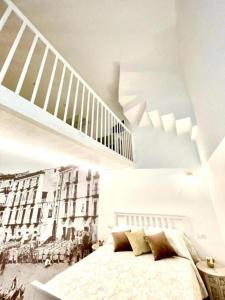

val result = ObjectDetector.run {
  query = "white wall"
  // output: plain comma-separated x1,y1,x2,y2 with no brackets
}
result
204,137,225,246
176,0,225,258
176,0,225,159
133,127,200,168
98,168,225,263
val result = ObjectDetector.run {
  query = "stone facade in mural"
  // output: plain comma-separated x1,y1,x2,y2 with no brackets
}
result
0,166,99,244
0,166,100,299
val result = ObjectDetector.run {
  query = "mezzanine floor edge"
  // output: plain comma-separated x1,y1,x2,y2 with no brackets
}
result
0,85,134,170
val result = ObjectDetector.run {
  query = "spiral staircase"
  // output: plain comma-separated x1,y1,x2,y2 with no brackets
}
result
119,68,198,141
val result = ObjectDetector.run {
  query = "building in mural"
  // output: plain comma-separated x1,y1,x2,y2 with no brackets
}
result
0,166,99,244
0,174,15,238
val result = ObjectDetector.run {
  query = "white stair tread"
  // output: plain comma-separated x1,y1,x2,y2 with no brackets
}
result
191,125,198,140
161,113,175,132
176,117,192,135
139,110,152,128
123,97,142,113
148,110,162,128
119,95,137,106
124,102,143,124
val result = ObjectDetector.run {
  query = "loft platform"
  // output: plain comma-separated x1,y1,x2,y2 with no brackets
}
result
0,0,134,170
0,86,134,170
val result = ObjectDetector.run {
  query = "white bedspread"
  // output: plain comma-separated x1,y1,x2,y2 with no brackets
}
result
45,244,206,300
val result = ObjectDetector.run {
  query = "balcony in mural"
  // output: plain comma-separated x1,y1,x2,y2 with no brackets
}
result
0,0,134,169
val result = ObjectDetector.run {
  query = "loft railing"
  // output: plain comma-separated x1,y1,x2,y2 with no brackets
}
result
0,0,133,161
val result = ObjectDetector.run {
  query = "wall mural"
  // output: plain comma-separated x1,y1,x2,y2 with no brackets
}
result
0,165,100,300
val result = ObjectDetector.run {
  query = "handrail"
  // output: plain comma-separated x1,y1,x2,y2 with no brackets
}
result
0,0,133,161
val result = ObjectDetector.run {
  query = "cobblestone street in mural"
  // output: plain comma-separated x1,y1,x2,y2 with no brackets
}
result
0,165,100,299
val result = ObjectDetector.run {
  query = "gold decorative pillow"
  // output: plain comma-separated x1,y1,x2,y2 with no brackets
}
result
145,231,177,261
125,229,151,256
112,230,132,252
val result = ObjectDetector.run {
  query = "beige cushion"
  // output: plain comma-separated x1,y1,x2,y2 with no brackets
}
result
125,230,151,256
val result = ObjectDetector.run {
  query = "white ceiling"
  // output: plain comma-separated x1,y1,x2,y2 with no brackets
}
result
12,0,177,119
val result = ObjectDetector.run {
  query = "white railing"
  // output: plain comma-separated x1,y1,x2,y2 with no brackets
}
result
0,0,133,161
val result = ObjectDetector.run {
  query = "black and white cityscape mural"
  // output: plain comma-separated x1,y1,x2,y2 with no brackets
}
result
0,165,100,300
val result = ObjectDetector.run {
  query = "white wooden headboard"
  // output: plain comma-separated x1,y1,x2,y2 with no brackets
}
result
114,212,187,232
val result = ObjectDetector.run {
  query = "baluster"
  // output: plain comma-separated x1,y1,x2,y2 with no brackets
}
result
15,35,38,95
54,64,66,116
118,123,121,154
126,133,129,159
43,55,58,110
124,131,128,158
128,134,131,160
79,85,85,131
100,104,103,144
31,46,49,103
95,101,99,140
125,129,128,158
107,111,111,148
63,72,73,122
0,6,12,31
113,117,117,152
85,90,90,135
71,79,80,127
0,22,26,84
130,135,133,160
109,113,112,149
104,107,107,146
127,132,130,159
90,96,95,138
121,125,124,156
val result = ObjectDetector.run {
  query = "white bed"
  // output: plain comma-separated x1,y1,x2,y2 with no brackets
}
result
30,213,208,300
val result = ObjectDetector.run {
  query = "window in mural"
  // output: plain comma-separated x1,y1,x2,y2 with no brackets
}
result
0,165,100,300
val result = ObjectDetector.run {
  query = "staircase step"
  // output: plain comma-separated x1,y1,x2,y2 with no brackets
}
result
124,102,144,125
119,95,137,106
123,97,142,113
161,113,175,132
176,117,192,136
148,110,162,128
191,125,198,141
139,110,152,128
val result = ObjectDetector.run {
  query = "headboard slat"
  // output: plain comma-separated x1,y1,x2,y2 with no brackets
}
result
114,212,187,232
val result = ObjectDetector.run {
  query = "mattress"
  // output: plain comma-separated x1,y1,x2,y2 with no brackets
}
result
44,244,205,300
